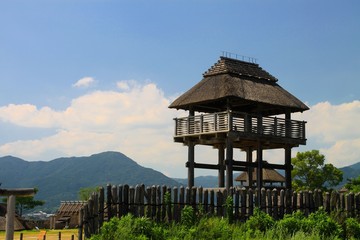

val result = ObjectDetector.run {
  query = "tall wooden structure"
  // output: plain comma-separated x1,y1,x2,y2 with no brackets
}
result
169,55,309,191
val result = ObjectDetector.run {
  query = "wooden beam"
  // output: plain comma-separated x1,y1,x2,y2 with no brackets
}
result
0,188,35,197
192,162,220,170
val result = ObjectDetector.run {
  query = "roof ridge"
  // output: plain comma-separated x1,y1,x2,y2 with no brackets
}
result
203,56,278,82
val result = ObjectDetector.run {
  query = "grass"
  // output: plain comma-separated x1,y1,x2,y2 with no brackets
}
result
0,229,78,240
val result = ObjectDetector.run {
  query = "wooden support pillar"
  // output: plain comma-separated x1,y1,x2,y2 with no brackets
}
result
187,141,195,188
0,188,35,240
256,141,263,206
6,195,15,240
246,147,253,188
285,146,292,189
187,108,195,188
218,145,225,188
226,138,233,190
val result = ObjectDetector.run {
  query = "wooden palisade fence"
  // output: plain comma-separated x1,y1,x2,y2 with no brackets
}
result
78,184,360,239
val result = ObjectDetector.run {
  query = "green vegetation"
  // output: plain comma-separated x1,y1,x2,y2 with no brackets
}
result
89,207,360,240
345,175,360,193
78,186,100,201
1,188,45,216
292,150,343,191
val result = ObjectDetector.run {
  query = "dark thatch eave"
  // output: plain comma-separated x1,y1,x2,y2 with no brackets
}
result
235,167,286,183
169,57,309,116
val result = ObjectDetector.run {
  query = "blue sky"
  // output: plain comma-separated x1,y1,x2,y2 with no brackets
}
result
0,0,359,178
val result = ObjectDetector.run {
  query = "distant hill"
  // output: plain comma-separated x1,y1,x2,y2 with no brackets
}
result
0,151,180,212
339,162,360,187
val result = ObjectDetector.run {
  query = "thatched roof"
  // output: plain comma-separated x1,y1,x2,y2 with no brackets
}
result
0,204,26,230
169,57,309,116
56,201,86,215
235,166,286,183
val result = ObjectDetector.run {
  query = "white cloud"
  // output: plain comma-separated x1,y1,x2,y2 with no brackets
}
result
0,82,358,177
0,81,187,177
294,100,360,167
72,77,96,88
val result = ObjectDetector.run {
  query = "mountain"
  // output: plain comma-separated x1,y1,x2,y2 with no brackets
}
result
0,151,180,212
339,162,360,187
174,175,218,188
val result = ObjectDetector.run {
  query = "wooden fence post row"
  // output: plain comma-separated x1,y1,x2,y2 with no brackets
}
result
79,185,360,238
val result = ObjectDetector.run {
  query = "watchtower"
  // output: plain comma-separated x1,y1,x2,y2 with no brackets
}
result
169,54,309,191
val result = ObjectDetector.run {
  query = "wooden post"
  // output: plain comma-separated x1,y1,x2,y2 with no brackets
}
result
98,187,104,227
210,189,215,215
246,147,253,188
204,189,209,213
266,189,272,216
248,188,254,216
187,109,195,188
218,145,225,188
272,189,278,219
5,195,15,240
226,138,233,190
187,141,195,188
234,189,239,220
106,184,112,220
0,188,35,240
285,146,292,189
256,141,263,206
173,187,179,222
240,188,246,220
78,208,83,240
156,186,161,222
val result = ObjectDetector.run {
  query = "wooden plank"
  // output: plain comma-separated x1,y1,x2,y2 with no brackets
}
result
0,188,35,197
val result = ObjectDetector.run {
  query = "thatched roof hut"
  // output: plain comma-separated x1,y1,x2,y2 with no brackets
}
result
169,56,308,115
50,201,86,229
235,162,286,187
0,203,26,231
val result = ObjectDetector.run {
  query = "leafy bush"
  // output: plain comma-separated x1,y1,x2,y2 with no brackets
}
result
305,207,342,238
181,206,196,229
275,210,306,236
345,218,360,239
245,207,275,232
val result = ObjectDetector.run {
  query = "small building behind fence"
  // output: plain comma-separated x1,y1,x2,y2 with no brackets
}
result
50,201,86,229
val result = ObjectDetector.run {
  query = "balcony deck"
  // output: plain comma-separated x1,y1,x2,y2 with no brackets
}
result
174,111,306,148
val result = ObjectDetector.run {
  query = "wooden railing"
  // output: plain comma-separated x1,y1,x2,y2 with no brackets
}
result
174,111,306,141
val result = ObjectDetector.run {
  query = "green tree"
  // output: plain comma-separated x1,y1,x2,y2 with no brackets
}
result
2,196,45,216
15,196,45,216
345,176,360,193
78,186,100,201
291,150,343,191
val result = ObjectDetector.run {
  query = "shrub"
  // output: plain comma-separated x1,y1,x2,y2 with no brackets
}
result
181,206,196,229
194,217,232,239
224,196,234,224
275,210,306,236
345,218,360,240
245,207,275,232
305,207,342,238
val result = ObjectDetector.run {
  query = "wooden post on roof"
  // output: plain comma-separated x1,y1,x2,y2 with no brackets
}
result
218,145,225,187
0,188,35,240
